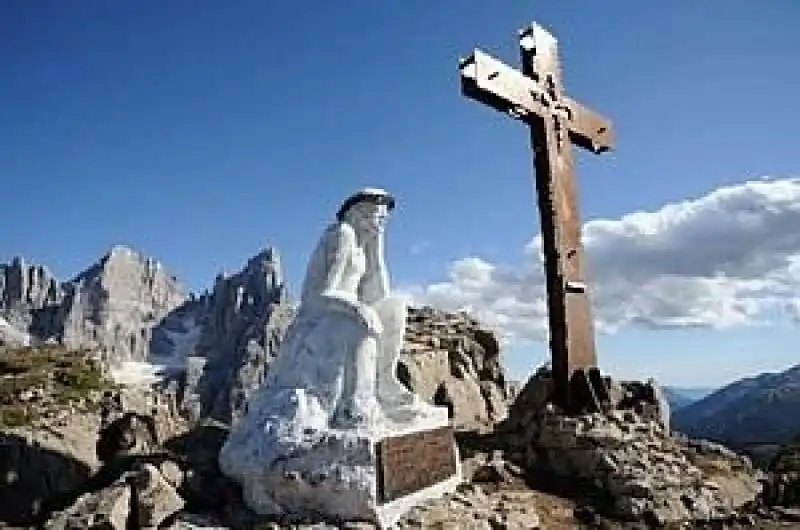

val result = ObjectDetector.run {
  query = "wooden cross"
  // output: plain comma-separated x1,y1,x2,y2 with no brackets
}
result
458,23,615,413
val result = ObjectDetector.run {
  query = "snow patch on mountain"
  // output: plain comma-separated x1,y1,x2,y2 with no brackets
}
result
0,315,31,347
110,315,202,387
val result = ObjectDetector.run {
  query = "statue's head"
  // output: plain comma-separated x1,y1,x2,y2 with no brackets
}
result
337,188,395,235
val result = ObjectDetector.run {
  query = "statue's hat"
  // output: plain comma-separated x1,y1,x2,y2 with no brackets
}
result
336,188,396,221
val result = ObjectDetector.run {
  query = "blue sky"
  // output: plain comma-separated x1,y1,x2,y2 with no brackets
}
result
2,1,799,387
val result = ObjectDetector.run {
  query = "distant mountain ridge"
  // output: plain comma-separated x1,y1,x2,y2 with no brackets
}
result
1,246,188,359
0,245,292,423
673,364,800,447
662,386,716,410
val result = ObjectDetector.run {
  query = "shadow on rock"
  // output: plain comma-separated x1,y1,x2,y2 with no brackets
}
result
163,420,250,521
0,431,93,526
455,429,508,459
164,419,229,469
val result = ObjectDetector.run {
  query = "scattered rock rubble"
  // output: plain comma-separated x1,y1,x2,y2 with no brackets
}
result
30,394,793,530
5,308,800,528
45,461,186,529
503,367,763,526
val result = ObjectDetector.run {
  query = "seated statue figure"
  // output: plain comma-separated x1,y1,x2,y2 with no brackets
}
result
219,189,458,523
258,187,443,430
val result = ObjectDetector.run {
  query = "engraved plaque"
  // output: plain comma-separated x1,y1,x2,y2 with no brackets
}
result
376,426,458,503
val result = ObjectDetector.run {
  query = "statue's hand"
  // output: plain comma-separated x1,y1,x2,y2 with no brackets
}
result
356,305,383,336
317,291,384,335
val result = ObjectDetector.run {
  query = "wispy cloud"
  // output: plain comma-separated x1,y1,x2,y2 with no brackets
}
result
409,241,431,256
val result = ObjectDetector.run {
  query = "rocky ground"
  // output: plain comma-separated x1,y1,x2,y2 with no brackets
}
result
399,306,512,431
2,308,800,528
8,405,797,530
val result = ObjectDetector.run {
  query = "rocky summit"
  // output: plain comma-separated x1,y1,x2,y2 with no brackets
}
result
502,368,762,525
2,246,800,528
399,306,512,432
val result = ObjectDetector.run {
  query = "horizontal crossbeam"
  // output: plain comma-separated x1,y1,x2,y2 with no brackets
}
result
459,49,615,153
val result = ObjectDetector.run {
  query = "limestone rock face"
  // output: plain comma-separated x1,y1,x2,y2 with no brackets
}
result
398,306,511,431
0,428,97,525
131,462,187,527
44,480,132,530
187,248,295,423
96,411,160,464
44,462,185,530
0,257,62,344
0,247,295,425
0,257,62,310
0,247,189,365
59,245,189,363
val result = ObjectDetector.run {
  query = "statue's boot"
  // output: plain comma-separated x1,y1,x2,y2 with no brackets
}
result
331,334,386,429
373,296,416,403
373,296,445,422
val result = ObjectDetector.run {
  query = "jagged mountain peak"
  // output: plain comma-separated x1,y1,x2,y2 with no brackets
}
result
0,255,51,271
245,246,280,268
95,244,167,276
211,248,280,285
187,245,293,421
1,255,62,310
55,245,190,363
243,246,282,283
0,254,56,279
72,244,179,288
211,246,284,304
2,241,295,360
105,244,151,263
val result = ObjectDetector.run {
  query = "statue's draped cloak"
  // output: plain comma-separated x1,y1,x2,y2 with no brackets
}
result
261,222,369,420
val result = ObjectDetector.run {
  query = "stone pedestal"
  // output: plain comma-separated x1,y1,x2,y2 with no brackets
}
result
218,389,462,528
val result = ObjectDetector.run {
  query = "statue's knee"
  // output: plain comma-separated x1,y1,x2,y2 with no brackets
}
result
373,297,407,322
331,312,371,338
382,294,408,309
354,336,379,362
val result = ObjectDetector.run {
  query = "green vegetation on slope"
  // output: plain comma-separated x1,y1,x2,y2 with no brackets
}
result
0,344,110,427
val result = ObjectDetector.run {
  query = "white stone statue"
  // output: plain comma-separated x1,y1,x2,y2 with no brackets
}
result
262,187,439,429
218,188,458,527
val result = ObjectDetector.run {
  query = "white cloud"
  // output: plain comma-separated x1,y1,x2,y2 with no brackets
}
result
406,178,800,342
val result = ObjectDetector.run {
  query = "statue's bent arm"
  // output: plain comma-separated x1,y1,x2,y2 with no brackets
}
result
359,239,390,305
318,224,353,297
315,224,375,330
